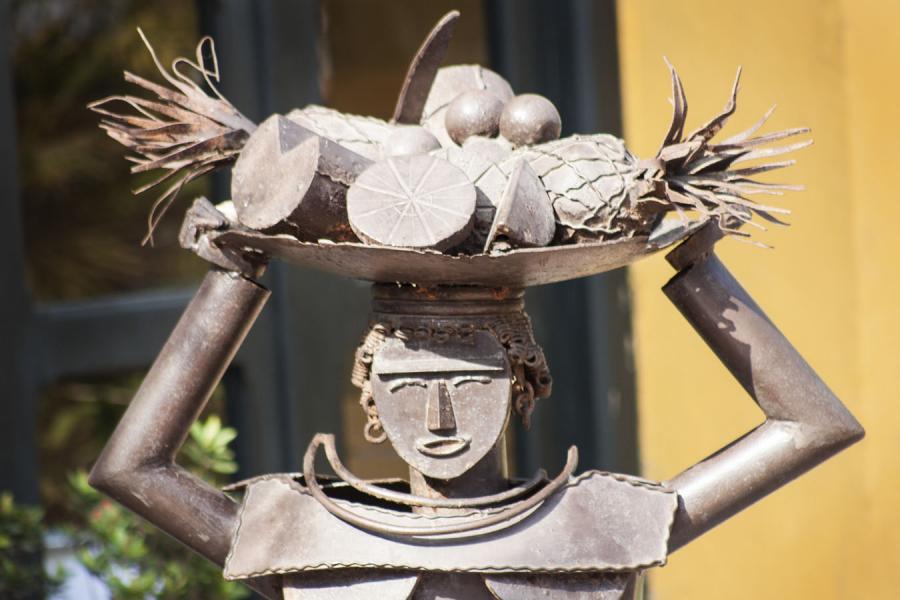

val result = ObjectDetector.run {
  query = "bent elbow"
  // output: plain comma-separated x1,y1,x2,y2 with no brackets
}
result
829,402,866,447
808,412,865,456
836,417,865,446
88,458,122,495
88,453,146,498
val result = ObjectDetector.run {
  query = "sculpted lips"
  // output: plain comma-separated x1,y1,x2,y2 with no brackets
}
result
415,435,471,457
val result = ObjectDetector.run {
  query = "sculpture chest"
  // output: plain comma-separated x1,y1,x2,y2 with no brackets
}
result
225,471,676,599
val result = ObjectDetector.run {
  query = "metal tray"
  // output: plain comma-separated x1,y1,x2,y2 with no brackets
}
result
217,229,669,287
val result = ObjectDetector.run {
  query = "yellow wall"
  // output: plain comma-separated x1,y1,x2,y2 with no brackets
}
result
617,1,900,598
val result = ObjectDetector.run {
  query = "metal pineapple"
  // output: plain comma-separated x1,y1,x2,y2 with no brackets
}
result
89,31,255,244
469,61,810,246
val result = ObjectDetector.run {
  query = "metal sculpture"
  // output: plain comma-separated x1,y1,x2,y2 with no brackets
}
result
88,11,863,599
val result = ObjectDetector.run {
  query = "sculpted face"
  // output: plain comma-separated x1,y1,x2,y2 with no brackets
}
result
370,331,512,480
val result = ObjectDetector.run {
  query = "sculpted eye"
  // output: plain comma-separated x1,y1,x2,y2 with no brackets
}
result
450,375,492,387
388,377,428,392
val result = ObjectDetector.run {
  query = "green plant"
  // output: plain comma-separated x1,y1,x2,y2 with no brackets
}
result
12,0,209,302
68,415,247,600
0,492,64,600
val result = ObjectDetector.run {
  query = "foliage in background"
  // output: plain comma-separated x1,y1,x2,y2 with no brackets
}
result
0,493,64,600
38,375,143,525
12,0,209,301
66,415,247,600
39,374,230,527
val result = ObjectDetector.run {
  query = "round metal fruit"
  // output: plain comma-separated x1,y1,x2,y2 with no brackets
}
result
445,90,505,145
347,155,476,251
500,94,562,147
383,126,442,157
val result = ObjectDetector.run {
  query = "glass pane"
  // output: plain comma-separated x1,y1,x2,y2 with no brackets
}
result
12,0,208,302
321,0,489,119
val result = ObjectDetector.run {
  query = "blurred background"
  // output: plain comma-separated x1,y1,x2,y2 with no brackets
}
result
1,0,897,598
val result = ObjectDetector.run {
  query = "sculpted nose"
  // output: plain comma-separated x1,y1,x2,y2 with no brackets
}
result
426,381,457,434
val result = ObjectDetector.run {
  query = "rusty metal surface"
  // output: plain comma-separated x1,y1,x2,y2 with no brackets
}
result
287,105,391,161
87,269,278,598
89,32,256,243
302,436,578,535
223,470,676,579
484,159,555,250
178,197,266,275
370,283,525,314
347,155,476,251
428,64,809,246
484,572,638,600
213,228,665,287
663,218,725,271
87,225,866,598
284,570,419,600
662,234,864,551
370,331,511,479
421,65,515,150
499,93,562,147
232,114,371,239
384,126,442,158
85,9,865,599
93,12,811,255
359,284,551,440
445,90,505,145
412,573,494,599
314,434,546,509
393,11,460,124
651,61,810,241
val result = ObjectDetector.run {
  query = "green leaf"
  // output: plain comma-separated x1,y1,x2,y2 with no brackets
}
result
215,427,238,447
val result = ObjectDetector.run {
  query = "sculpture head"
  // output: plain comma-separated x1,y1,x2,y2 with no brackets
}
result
370,330,512,479
352,287,552,481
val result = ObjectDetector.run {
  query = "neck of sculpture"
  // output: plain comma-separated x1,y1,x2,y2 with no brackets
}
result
370,283,527,318
408,438,509,515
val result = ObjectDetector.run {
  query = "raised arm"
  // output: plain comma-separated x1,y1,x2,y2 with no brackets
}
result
661,225,864,552
89,268,269,565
